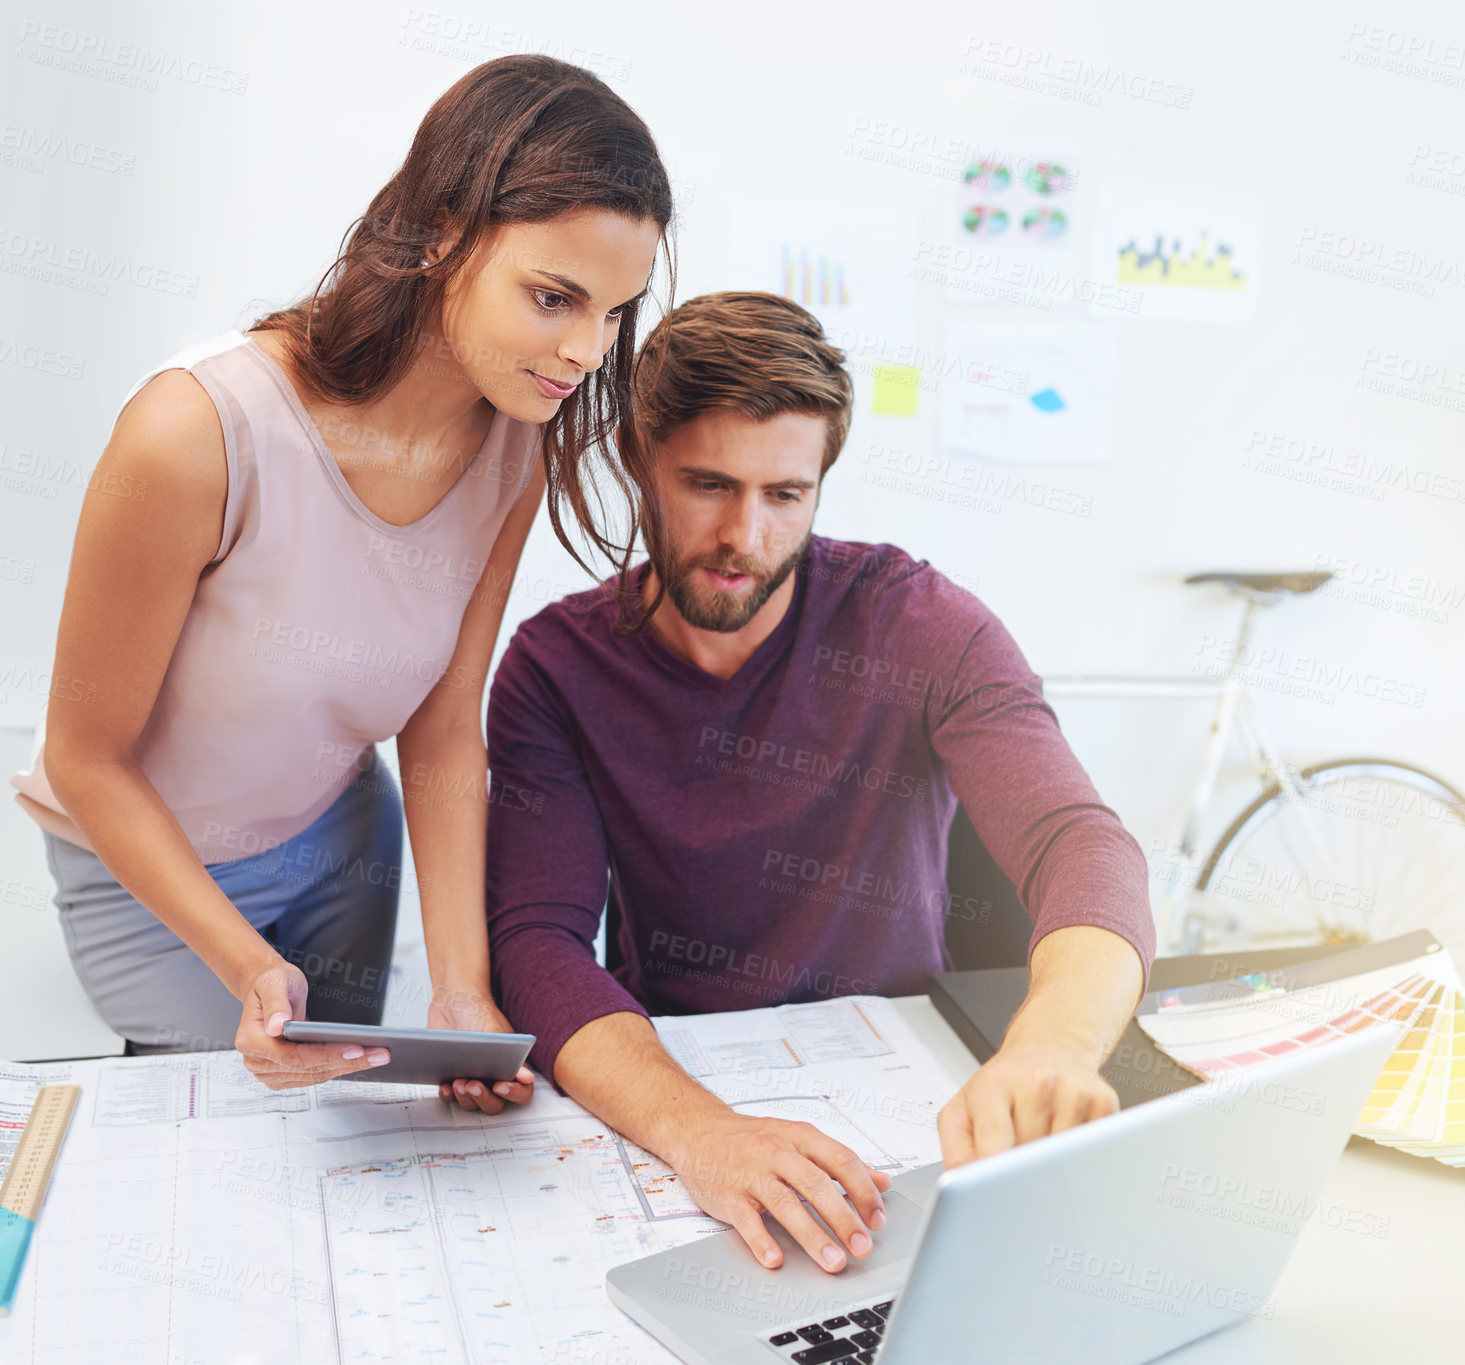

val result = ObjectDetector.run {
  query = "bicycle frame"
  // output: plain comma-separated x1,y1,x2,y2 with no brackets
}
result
1041,597,1358,952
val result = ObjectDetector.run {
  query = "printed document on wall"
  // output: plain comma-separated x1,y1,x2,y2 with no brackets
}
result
937,324,1118,464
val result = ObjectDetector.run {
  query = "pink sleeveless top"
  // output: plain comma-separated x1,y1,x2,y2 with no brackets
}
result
11,329,541,864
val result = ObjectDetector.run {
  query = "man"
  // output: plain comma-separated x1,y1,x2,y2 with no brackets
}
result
480,291,1154,1277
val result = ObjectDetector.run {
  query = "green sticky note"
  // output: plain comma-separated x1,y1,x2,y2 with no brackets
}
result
0,1205,36,1314
872,365,921,416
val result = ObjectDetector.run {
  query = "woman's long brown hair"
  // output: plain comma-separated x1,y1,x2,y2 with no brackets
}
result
249,54,674,588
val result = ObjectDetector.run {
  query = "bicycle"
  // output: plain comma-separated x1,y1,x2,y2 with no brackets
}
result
1041,571,1465,962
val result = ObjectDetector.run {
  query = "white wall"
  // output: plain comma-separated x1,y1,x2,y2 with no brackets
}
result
4,0,1463,894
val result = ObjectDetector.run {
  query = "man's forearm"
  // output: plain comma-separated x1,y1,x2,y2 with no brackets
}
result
937,924,1145,1165
553,1012,733,1160
1003,925,1145,1068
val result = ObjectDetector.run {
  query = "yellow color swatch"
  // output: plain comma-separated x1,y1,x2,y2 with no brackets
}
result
1355,985,1443,1135
872,366,921,416
1390,993,1465,1158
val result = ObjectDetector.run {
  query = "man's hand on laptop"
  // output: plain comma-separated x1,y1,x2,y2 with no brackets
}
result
937,926,1141,1167
937,1037,1119,1168
664,1110,894,1274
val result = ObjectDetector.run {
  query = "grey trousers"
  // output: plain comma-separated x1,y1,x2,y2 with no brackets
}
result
43,749,402,1053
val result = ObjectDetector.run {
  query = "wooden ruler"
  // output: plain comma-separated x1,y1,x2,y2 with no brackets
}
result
0,1084,80,1316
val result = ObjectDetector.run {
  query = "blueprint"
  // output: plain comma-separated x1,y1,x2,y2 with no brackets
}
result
0,995,963,1364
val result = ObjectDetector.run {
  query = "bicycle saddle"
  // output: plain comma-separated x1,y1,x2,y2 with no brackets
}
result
1184,571,1334,597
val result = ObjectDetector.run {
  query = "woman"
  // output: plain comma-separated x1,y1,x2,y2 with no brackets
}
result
9,55,672,1114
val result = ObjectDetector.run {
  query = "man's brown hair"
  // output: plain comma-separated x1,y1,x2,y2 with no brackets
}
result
631,291,854,474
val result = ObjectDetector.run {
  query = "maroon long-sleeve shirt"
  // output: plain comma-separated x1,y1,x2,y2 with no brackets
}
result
485,536,1154,1081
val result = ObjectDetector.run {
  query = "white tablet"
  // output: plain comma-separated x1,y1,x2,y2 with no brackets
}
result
281,1020,534,1087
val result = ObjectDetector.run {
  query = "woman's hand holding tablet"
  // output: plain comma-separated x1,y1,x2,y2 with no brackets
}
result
237,961,392,1089
237,964,535,1109
280,1007,535,1094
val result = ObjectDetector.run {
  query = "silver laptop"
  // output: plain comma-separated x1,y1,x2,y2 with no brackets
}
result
606,1024,1398,1364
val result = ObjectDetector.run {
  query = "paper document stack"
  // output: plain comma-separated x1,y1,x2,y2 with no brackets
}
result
0,994,960,1364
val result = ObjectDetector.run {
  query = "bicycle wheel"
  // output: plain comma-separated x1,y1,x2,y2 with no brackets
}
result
1177,759,1465,963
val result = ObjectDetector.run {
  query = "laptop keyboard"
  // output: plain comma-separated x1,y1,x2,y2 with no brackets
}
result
762,1296,895,1363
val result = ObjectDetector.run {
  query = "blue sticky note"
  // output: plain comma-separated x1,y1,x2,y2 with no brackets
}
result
1029,387,1066,413
0,1205,37,1314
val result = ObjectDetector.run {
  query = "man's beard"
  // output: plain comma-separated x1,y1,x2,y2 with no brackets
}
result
660,530,810,634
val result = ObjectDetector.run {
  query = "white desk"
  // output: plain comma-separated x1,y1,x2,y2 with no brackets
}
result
892,994,1465,1364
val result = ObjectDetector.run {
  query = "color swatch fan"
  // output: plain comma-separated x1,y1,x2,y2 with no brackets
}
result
1136,931,1465,1165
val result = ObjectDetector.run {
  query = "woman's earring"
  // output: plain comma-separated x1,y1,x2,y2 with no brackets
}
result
420,256,431,269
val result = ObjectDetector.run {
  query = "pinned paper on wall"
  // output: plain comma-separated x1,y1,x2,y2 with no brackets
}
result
944,145,1081,306
872,365,922,416
936,324,1117,464
1089,179,1263,323
723,199,920,341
